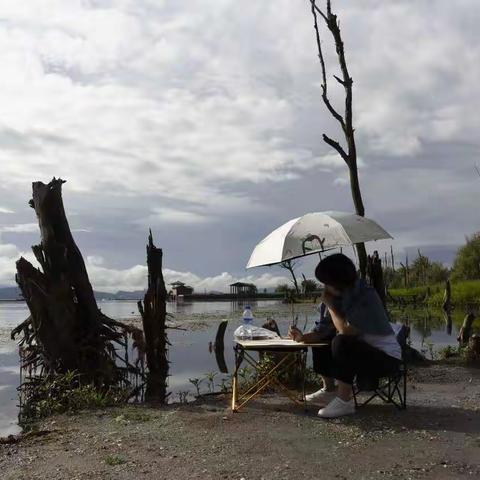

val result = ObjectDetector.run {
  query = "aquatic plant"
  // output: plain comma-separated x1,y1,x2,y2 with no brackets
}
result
188,377,203,397
177,391,189,404
218,377,232,393
204,371,218,393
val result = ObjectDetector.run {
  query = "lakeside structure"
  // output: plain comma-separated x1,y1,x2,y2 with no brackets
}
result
229,282,257,296
170,281,194,299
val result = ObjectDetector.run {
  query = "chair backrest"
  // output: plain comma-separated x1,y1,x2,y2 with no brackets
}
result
395,324,410,350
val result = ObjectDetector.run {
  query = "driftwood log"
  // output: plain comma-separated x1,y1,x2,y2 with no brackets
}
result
213,320,228,373
137,231,169,402
12,178,136,384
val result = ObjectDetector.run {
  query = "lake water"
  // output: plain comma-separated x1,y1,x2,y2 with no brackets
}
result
0,299,465,437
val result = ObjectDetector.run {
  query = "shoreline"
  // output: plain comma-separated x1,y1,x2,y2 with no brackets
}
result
1,362,479,479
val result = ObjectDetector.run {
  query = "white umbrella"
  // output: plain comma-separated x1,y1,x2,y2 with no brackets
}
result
246,211,392,268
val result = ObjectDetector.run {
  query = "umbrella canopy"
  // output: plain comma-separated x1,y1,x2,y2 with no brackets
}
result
246,211,392,268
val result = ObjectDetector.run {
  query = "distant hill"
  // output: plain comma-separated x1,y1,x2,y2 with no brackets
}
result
0,286,23,301
109,290,146,300
0,286,146,301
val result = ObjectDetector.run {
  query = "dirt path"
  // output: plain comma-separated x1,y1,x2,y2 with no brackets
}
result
1,363,480,480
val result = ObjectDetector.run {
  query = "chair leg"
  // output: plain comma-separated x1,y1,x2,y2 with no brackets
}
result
352,384,359,408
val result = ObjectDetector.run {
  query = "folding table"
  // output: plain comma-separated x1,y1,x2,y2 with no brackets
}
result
231,338,328,412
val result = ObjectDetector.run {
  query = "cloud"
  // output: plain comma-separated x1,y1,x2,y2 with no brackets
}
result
0,245,290,293
141,207,211,225
0,240,37,286
0,223,38,233
0,0,479,279
84,256,290,293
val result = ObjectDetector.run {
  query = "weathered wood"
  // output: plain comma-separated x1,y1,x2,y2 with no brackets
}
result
214,320,228,350
213,320,228,373
443,310,453,336
137,231,169,401
13,178,129,383
468,334,480,361
442,279,452,312
458,313,475,346
367,251,386,306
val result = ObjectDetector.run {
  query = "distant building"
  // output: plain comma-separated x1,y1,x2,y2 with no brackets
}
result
229,282,257,297
170,281,194,299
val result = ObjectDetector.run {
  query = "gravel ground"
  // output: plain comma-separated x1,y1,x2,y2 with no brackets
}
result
1,363,480,480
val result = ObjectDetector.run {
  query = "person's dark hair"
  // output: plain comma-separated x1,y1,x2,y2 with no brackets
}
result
315,253,358,290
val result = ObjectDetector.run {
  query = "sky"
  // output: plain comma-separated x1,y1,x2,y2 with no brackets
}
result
0,0,479,293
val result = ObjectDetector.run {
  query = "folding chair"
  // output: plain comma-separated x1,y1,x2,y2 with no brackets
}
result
352,324,409,410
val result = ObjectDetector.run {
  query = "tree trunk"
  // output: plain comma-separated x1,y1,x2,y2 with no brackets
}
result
309,1,368,277
13,178,124,383
348,166,367,277
467,335,480,361
137,231,169,402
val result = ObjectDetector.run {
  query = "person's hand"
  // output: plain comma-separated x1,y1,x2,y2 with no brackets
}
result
320,289,336,308
288,326,303,342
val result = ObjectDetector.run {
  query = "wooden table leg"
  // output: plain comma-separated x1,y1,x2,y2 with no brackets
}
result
231,345,242,412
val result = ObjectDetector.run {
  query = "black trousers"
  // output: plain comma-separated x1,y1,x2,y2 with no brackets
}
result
312,334,401,385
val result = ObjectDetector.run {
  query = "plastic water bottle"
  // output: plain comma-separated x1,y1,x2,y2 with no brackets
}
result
242,305,254,340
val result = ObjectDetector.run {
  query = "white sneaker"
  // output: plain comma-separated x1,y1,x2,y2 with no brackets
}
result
317,397,355,418
305,388,336,403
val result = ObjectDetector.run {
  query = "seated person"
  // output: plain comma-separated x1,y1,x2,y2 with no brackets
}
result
289,253,401,418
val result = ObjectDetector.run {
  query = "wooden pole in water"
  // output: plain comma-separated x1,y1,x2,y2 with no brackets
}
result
442,279,452,313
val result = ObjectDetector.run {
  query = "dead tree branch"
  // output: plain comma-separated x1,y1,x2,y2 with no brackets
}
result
309,0,368,276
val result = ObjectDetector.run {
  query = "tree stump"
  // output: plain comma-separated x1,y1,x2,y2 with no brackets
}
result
137,231,169,402
467,334,480,361
13,178,132,384
458,313,475,346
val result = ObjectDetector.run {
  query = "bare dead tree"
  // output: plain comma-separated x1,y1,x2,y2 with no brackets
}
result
137,231,169,402
280,259,300,295
309,0,368,277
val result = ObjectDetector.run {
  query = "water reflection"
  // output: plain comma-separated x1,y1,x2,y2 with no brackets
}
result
0,300,469,436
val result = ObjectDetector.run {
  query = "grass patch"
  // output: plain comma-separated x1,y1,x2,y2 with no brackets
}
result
20,371,129,431
389,279,480,306
105,455,127,466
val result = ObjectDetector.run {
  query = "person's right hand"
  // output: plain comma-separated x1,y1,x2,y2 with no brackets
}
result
321,288,337,308
288,326,303,342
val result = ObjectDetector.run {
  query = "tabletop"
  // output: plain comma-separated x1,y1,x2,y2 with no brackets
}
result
234,338,329,350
